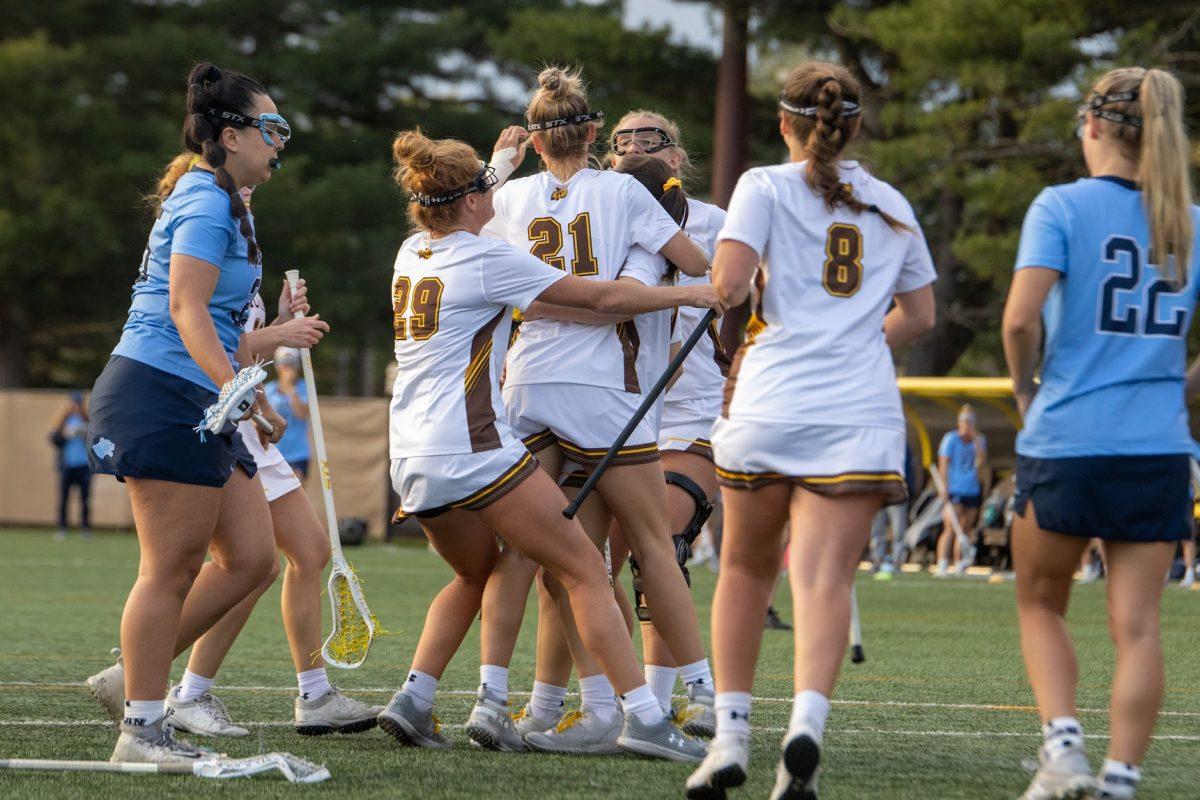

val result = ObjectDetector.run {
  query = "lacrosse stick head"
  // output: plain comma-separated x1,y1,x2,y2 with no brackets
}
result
194,362,270,438
193,752,330,783
321,557,379,669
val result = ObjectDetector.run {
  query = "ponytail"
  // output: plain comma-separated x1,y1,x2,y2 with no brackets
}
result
146,152,198,215
1138,69,1193,286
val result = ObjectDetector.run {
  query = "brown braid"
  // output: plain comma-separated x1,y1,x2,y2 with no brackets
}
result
781,62,911,233
181,62,265,264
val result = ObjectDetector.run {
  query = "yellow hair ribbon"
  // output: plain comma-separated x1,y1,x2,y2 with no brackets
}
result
663,177,682,192
188,154,201,168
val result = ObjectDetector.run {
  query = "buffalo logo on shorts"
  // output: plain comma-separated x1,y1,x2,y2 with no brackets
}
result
92,437,115,460
550,187,567,201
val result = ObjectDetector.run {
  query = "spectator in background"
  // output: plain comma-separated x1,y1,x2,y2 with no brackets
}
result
936,404,989,576
50,390,92,540
265,347,311,480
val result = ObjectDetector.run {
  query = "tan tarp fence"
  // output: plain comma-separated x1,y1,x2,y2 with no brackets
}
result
0,390,391,540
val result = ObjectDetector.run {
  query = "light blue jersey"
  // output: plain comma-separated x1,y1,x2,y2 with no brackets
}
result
113,169,262,393
1015,176,1200,458
265,380,310,465
939,431,985,496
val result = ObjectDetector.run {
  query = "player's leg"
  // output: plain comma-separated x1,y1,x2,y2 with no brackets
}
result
956,505,980,572
380,510,500,749
936,500,956,575
1098,539,1175,798
1181,534,1197,588
1012,501,1095,800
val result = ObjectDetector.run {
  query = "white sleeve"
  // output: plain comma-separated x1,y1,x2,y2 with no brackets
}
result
480,184,512,242
625,179,682,254
618,246,666,287
895,219,937,294
481,244,567,310
718,170,773,257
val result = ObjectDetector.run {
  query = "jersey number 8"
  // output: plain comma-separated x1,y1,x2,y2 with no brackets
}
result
823,223,863,298
528,213,600,276
393,276,444,340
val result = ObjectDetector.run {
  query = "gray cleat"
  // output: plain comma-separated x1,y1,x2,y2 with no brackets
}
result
85,648,125,724
512,704,562,739
378,690,452,749
686,737,749,799
616,713,707,763
524,709,622,755
110,713,208,765
294,685,383,736
1019,744,1098,800
769,729,821,800
165,687,249,738
464,688,527,752
678,682,716,738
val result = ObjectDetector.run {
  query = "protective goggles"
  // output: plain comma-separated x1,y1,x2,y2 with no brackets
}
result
207,108,292,145
1075,90,1141,138
778,94,861,118
526,110,605,132
414,163,498,207
611,126,677,155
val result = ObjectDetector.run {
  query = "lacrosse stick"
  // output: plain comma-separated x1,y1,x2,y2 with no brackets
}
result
0,753,330,784
564,309,718,519
928,467,976,565
285,269,381,669
194,363,275,440
849,584,865,663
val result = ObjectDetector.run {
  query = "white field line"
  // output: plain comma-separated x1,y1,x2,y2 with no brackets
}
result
0,719,1198,742
2,681,1198,719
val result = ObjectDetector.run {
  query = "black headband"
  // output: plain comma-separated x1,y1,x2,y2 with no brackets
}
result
1084,90,1142,129
527,110,605,132
778,93,861,118
414,163,498,207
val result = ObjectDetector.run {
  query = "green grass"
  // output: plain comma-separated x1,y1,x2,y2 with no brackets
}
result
0,529,1197,799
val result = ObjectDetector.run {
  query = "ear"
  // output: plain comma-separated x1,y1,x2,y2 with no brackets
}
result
220,125,241,153
531,134,546,155
668,151,685,172
778,113,791,142
585,125,597,145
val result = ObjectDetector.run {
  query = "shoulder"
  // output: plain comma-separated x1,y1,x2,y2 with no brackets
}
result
848,165,919,227
167,175,236,226
687,197,727,227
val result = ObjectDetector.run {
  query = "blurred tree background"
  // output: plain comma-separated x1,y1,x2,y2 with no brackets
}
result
1,0,1197,392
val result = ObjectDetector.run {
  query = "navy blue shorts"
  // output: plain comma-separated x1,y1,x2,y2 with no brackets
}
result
949,494,982,508
1014,454,1190,542
87,355,256,488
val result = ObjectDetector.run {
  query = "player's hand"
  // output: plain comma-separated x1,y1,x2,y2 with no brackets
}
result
278,277,310,319
276,315,329,348
680,284,724,313
256,400,287,446
493,126,531,170
1015,387,1037,418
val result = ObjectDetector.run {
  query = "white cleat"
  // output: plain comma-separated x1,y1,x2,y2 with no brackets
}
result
110,714,209,765
616,713,707,763
165,687,249,737
524,709,622,755
686,737,749,800
85,648,125,724
678,683,716,738
464,688,527,752
512,704,562,739
294,685,383,736
1019,743,1098,800
1179,570,1195,590
769,727,821,800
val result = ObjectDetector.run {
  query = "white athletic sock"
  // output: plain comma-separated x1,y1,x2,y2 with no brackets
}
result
619,683,665,726
645,665,678,714
297,667,331,701
175,670,214,702
1042,716,1084,760
529,681,568,719
789,690,831,743
1099,758,1141,799
936,558,949,572
679,658,713,691
401,669,438,714
713,691,752,746
579,674,619,722
479,664,508,704
123,698,165,728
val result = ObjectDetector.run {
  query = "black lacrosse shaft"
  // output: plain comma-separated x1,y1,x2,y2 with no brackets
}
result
563,308,719,519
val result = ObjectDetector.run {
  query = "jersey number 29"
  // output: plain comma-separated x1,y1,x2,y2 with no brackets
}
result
393,276,444,340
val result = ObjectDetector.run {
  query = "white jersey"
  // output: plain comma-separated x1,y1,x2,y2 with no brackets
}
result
389,231,565,458
244,292,266,333
483,168,681,393
719,161,936,431
663,198,730,422
620,247,680,431
238,293,289,469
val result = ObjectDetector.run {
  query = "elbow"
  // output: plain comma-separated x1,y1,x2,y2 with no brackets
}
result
678,258,708,279
1001,313,1036,343
592,285,619,315
917,305,936,336
712,279,744,310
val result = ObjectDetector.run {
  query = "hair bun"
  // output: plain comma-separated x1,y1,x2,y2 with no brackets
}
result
392,129,438,174
536,65,583,101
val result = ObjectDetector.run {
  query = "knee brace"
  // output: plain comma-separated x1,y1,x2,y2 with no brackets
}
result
629,471,714,622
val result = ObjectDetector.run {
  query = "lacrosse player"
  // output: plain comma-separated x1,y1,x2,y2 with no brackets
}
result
686,61,936,799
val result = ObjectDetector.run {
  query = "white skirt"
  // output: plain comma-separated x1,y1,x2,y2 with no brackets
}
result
237,420,302,502
390,438,536,518
502,382,659,466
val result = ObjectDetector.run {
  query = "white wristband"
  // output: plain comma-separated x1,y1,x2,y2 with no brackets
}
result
489,147,518,188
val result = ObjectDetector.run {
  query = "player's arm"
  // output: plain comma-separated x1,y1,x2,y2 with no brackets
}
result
1003,267,1059,416
247,278,329,358
526,276,655,325
937,454,950,499
1186,358,1200,403
236,334,285,444
658,232,709,278
711,240,759,308
535,275,721,317
169,253,236,387
977,440,991,497
884,285,935,350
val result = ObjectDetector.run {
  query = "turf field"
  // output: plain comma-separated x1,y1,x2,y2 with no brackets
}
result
0,529,1197,799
